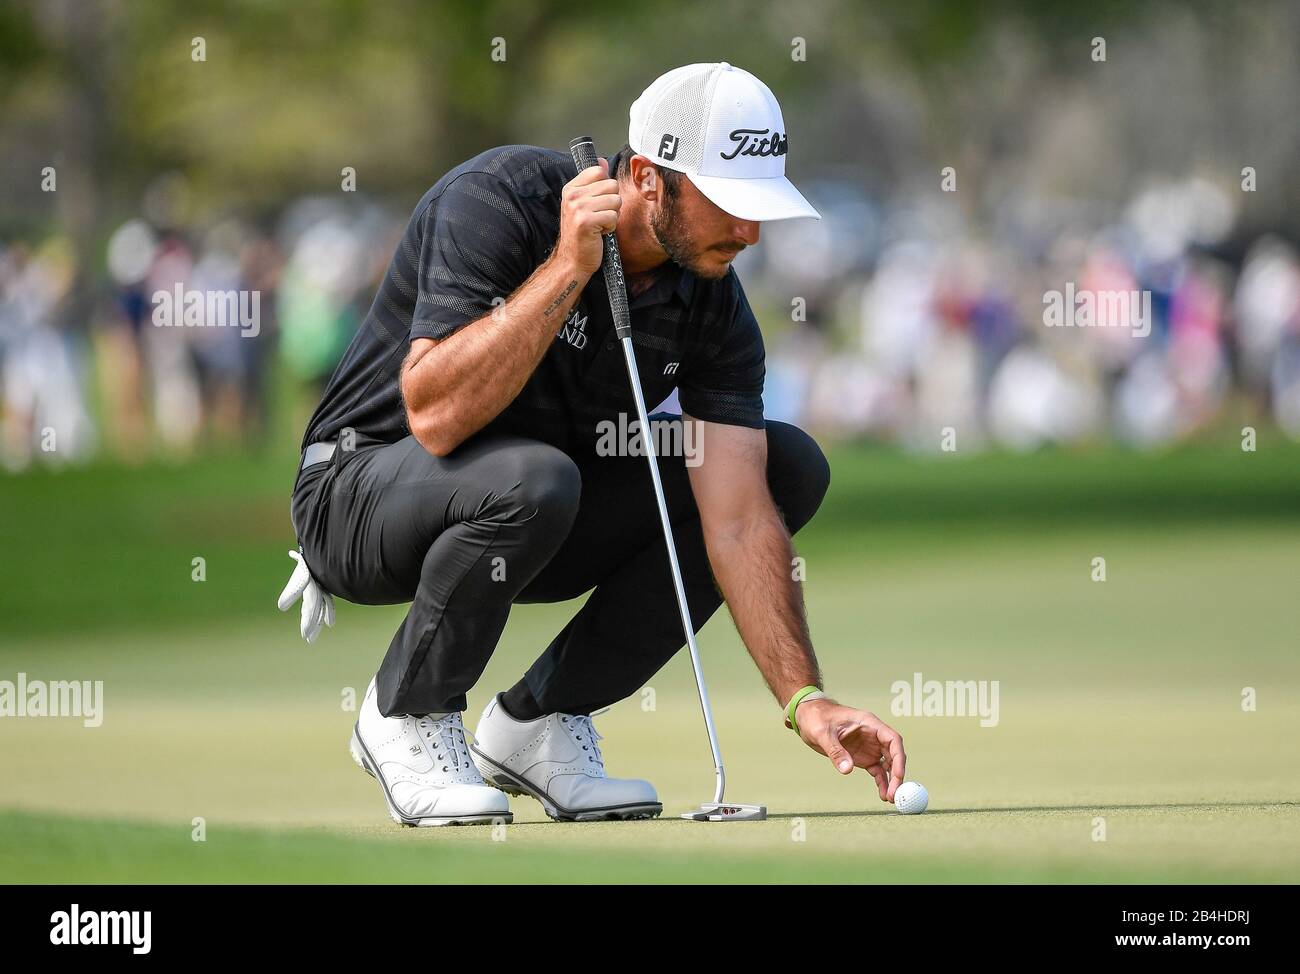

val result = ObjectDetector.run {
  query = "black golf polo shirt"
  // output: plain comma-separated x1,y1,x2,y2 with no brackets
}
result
301,143,766,459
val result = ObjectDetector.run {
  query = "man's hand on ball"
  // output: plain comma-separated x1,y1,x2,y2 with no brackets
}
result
797,699,907,802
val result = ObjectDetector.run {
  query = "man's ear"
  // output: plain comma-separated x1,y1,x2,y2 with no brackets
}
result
630,155,659,199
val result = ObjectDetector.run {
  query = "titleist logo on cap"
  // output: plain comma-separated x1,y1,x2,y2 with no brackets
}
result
721,128,788,160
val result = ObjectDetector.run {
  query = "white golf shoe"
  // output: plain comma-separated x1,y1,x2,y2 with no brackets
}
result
350,679,511,827
470,694,662,821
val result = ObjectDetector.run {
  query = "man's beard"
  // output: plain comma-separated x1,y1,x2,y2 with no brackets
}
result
649,189,738,280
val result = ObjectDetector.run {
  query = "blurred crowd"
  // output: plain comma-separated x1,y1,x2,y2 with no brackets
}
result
2,172,1298,471
0,175,400,470
751,175,1300,452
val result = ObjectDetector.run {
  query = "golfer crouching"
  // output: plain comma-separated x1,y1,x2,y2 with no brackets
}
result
279,62,906,825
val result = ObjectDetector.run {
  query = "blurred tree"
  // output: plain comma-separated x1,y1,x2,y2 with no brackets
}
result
1,0,1295,284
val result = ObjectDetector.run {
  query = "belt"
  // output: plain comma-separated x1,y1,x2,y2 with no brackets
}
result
301,440,337,470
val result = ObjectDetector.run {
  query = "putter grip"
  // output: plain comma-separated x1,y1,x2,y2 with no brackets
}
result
568,136,632,340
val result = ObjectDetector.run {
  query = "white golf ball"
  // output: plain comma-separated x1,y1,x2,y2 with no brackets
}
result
894,781,928,815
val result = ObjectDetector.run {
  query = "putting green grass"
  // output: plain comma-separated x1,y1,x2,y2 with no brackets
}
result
1,441,1298,882
3,800,1296,883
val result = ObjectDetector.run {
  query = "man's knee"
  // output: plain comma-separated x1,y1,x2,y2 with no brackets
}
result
765,421,830,532
486,441,582,539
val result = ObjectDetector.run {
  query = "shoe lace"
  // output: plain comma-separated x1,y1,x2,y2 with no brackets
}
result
417,712,471,773
560,711,606,772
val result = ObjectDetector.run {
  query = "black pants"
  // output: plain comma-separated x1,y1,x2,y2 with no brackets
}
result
291,418,830,718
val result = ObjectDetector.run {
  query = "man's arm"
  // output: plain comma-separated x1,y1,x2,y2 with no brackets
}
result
685,417,818,700
686,415,907,800
401,159,620,456
402,255,585,456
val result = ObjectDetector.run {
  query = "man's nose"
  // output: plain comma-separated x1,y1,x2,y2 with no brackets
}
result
734,220,760,247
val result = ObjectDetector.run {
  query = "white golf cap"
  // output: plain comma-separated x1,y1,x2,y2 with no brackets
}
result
628,62,821,223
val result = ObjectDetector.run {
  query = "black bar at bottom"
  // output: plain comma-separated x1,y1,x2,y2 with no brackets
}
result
0,883,1286,959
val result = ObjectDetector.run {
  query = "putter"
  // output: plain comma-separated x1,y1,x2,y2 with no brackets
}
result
568,136,766,823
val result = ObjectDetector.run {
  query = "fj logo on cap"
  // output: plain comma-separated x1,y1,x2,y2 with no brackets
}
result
658,133,679,161
721,128,788,160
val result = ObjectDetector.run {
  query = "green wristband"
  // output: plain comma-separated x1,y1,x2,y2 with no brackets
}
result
784,685,825,734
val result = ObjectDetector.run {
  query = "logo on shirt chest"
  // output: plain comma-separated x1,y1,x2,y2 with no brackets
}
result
556,307,588,350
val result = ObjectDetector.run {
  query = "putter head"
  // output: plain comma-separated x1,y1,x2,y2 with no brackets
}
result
681,802,767,822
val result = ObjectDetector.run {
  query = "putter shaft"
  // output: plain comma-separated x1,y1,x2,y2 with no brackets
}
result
568,134,729,810
619,338,726,806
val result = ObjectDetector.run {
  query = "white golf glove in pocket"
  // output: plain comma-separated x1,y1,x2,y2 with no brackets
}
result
277,549,335,643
